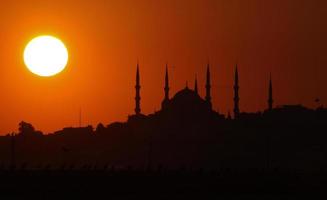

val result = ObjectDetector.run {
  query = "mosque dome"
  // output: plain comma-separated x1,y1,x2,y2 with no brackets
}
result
163,86,210,113
172,87,202,104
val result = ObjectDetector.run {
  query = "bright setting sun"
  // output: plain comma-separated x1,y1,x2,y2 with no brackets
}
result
23,35,68,77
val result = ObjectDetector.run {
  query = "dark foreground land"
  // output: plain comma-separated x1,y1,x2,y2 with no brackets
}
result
0,169,326,199
1,106,326,198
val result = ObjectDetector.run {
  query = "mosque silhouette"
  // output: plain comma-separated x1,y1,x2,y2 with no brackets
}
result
0,63,326,172
129,63,274,126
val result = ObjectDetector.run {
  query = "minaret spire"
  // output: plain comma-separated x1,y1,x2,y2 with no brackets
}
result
194,75,198,95
205,63,212,109
135,63,141,115
233,64,240,118
161,64,170,109
268,73,273,111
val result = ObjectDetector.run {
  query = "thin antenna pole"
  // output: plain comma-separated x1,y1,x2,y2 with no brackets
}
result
79,107,82,127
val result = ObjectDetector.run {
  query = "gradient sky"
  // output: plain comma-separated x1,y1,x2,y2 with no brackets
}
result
0,0,326,134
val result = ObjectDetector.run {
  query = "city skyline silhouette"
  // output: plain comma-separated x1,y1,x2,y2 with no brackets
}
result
2,61,324,135
0,64,325,172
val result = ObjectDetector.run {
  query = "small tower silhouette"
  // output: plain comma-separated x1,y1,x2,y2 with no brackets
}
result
227,111,232,120
135,63,141,115
161,64,170,109
194,75,198,95
233,65,240,118
205,64,212,109
268,74,273,111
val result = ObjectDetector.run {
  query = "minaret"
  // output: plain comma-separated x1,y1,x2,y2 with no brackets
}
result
233,65,240,118
205,64,212,109
268,74,273,111
161,65,170,109
194,75,198,95
135,63,141,115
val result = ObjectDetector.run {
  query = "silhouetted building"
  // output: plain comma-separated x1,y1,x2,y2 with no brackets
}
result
162,85,211,112
227,111,232,120
233,65,240,118
264,104,315,122
53,126,93,136
156,84,224,128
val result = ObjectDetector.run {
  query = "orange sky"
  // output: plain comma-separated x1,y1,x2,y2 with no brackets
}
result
0,0,326,134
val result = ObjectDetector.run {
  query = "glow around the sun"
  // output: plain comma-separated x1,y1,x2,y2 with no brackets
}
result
24,35,68,77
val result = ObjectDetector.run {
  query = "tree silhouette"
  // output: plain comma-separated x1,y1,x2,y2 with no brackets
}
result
18,121,42,136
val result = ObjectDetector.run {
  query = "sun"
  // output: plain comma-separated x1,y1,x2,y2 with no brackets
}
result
24,35,68,77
